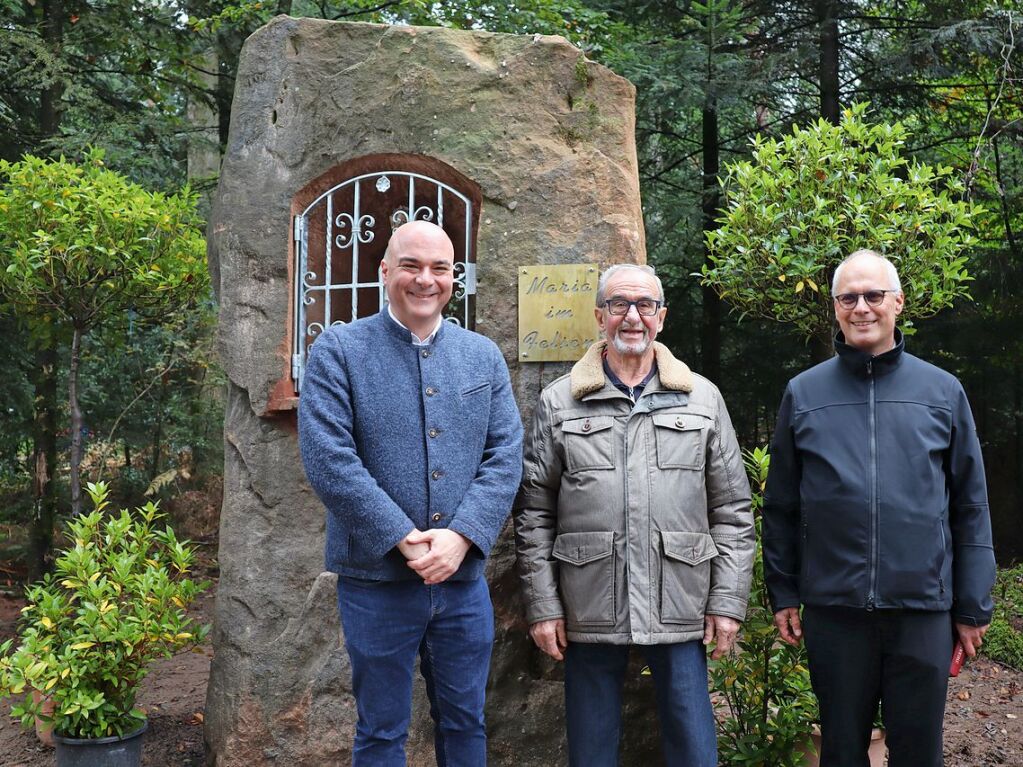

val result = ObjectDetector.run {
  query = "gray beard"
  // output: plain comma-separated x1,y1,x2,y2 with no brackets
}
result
611,328,651,356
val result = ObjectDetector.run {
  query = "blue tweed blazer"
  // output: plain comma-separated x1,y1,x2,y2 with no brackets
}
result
298,310,523,581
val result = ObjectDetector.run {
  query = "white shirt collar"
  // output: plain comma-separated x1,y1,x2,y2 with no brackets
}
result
387,306,444,346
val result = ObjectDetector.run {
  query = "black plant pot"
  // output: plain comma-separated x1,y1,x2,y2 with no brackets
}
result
53,721,148,767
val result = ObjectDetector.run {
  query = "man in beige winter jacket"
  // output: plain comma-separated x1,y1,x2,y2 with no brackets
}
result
514,263,755,767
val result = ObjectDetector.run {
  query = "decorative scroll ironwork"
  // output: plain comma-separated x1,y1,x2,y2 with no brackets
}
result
391,206,435,227
292,170,476,391
301,270,318,299
334,212,375,249
452,261,476,302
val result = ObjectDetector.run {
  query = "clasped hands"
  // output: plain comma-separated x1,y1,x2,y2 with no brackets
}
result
397,528,471,585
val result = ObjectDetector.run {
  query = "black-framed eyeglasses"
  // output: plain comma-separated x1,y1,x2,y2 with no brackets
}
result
834,290,898,310
601,297,663,316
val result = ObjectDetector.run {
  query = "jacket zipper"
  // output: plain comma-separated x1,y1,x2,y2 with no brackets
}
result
867,357,878,611
622,406,632,638
621,390,649,638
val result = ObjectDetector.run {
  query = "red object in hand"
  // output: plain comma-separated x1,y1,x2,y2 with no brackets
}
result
949,641,966,677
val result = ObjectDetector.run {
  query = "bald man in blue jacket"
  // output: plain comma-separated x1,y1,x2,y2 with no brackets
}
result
299,221,522,766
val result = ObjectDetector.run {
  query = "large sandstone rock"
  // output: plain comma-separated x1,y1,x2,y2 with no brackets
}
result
206,17,653,765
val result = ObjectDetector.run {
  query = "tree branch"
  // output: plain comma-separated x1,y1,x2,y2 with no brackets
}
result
106,353,178,446
965,10,1018,196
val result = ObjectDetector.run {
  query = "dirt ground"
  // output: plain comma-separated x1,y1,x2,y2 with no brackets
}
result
943,656,1023,766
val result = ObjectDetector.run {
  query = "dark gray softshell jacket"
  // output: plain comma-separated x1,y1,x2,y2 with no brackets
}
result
763,332,996,626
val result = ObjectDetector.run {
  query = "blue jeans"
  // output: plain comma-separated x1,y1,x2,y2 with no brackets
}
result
564,641,717,767
337,576,495,767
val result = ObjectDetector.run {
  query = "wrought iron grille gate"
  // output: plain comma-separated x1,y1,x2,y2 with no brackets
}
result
291,169,478,393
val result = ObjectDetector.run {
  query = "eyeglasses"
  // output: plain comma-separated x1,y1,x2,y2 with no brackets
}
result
601,298,663,316
834,290,899,310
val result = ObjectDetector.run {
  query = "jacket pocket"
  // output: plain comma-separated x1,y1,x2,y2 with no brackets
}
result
651,413,708,470
659,531,717,623
460,381,491,399
938,514,949,596
346,533,373,567
561,416,616,473
552,531,615,626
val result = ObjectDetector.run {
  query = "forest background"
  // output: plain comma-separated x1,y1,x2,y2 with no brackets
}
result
0,0,1019,581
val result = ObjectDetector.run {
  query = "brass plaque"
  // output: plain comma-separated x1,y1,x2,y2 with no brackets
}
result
518,265,600,362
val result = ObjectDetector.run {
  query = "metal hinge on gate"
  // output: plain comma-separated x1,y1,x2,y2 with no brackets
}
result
292,214,306,395
464,262,477,294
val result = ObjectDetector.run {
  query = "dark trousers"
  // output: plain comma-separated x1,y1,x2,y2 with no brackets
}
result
802,606,954,767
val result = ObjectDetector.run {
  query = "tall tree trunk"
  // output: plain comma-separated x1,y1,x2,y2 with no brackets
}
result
39,0,64,146
815,263,837,362
1016,361,1022,527
701,101,722,382
813,0,840,365
993,135,1020,261
816,0,840,125
186,48,220,206
27,0,65,573
69,327,83,517
28,347,58,581
215,26,246,152
149,372,169,480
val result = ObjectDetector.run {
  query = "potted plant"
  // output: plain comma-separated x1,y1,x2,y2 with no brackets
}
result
0,481,209,766
801,723,886,767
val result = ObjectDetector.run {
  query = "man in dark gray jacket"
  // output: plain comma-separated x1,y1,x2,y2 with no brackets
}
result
515,264,754,767
763,249,996,767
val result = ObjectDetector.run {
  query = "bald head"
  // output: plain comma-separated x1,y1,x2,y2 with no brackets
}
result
831,249,901,295
380,220,456,339
384,220,455,264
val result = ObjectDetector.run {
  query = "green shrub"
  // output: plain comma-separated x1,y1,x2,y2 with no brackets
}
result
703,102,983,347
0,481,209,739
982,563,1023,670
711,446,818,767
